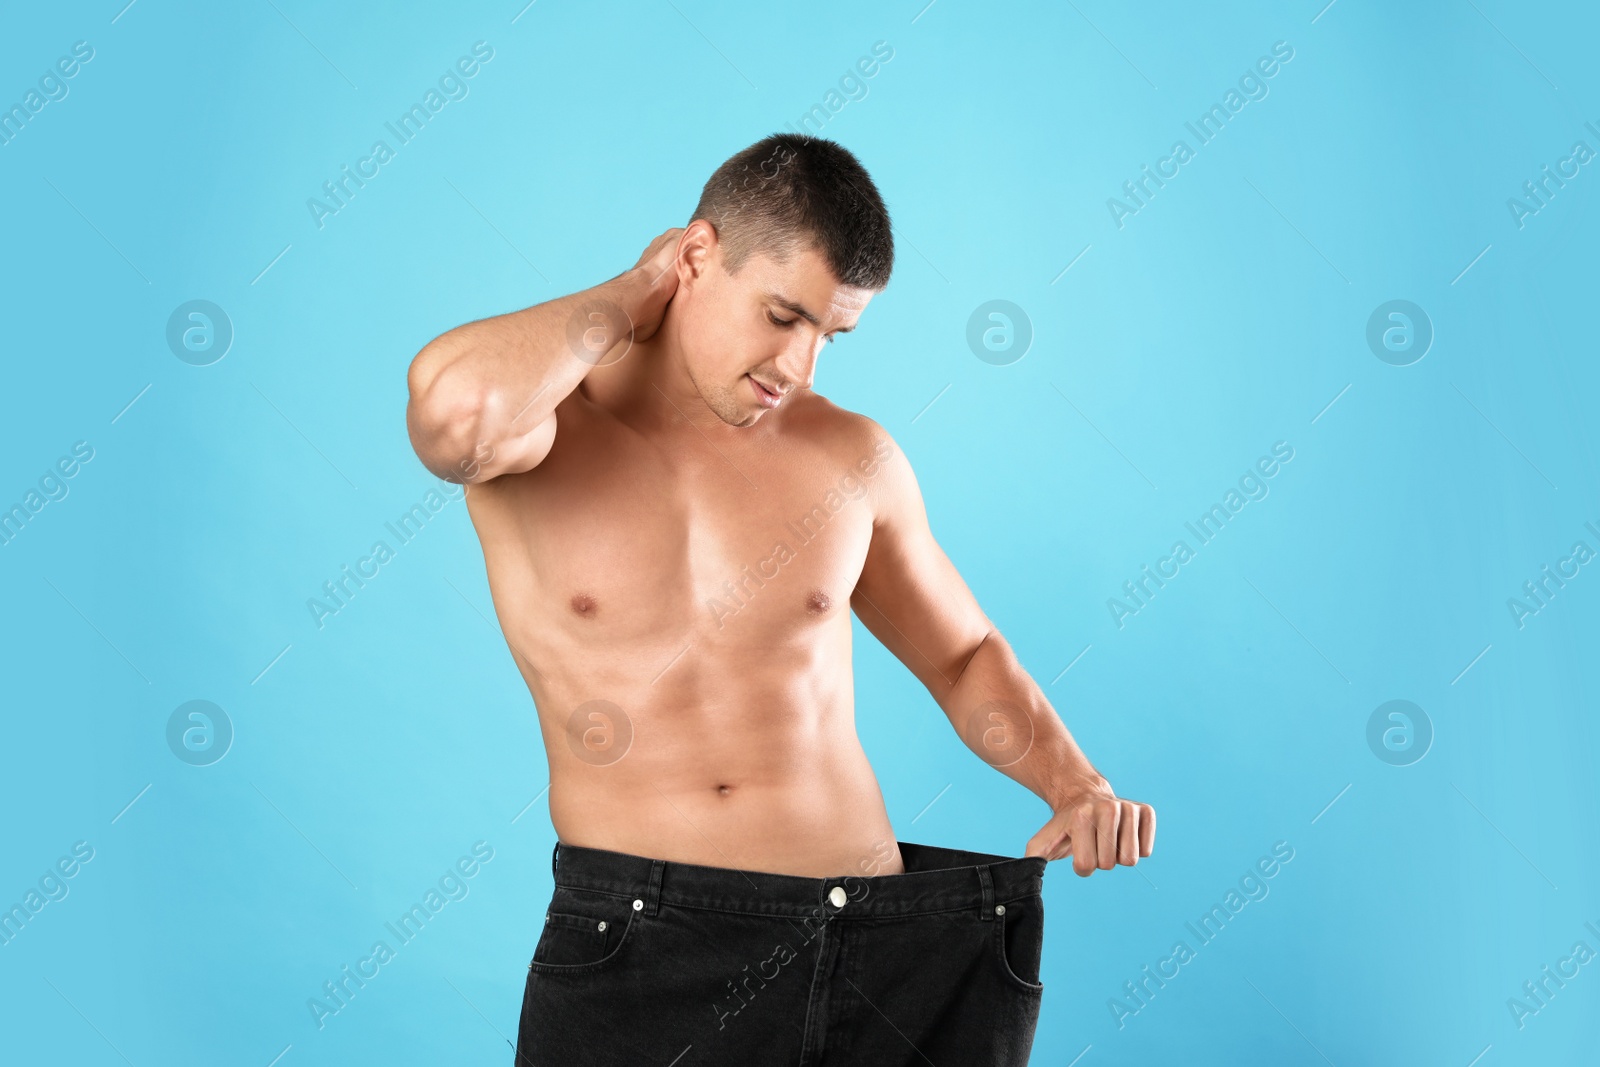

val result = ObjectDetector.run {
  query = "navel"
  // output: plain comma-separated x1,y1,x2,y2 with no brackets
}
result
715,784,732,797
806,589,832,614
570,593,598,617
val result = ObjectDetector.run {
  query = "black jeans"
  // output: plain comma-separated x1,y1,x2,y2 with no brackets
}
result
514,839,1049,1066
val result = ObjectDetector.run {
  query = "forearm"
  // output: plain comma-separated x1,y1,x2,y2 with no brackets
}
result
405,267,646,482
939,629,1104,809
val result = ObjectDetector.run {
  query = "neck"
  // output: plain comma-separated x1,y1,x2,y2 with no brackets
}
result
590,308,751,437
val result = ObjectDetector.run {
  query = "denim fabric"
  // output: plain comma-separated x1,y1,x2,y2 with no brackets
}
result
514,839,1049,1066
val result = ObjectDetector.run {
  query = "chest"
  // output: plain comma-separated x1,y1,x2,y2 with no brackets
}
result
471,415,876,638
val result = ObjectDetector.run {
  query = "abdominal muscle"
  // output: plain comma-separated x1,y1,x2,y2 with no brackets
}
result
523,620,906,880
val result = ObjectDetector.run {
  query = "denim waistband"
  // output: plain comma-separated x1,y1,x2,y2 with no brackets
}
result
549,839,1047,921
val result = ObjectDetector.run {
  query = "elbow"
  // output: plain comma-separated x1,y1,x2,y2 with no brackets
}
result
963,622,999,661
947,624,1001,690
407,356,489,483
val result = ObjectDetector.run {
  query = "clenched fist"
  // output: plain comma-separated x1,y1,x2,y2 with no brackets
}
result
1026,777,1155,877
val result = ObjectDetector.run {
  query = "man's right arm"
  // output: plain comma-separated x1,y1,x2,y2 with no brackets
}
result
405,228,683,483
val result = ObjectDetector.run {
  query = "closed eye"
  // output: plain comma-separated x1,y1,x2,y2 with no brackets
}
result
768,310,837,343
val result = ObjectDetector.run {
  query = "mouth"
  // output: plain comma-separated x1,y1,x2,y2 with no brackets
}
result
747,374,783,408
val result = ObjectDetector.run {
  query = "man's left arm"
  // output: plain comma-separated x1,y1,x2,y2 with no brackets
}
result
848,422,1155,877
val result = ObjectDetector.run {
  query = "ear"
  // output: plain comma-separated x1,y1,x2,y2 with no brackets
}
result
677,218,720,291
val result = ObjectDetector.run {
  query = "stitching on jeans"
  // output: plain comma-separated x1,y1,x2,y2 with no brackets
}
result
551,884,1042,919
620,896,1040,921
992,896,1046,993
528,905,639,975
645,859,666,916
797,908,834,1062
552,884,635,901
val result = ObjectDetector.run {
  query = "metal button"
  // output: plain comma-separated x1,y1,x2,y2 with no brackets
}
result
829,885,848,908
597,920,607,932
633,898,644,911
995,904,1006,916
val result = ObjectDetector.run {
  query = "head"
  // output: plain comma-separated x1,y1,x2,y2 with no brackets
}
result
668,134,894,426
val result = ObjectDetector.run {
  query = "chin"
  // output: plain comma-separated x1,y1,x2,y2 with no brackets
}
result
709,395,755,427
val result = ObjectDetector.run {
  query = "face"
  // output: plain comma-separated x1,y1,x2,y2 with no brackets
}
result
673,224,874,426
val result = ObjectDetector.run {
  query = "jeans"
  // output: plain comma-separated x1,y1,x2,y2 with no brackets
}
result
514,839,1049,1066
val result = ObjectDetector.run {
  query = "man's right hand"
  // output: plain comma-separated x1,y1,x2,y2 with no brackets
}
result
629,227,685,343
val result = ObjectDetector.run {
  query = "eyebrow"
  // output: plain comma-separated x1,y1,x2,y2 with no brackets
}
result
766,293,857,333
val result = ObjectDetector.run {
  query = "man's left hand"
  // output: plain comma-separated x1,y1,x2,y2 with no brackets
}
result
1025,777,1155,877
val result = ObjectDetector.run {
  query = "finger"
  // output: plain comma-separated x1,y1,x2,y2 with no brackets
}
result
1022,814,1047,858
1071,806,1098,877
1118,800,1140,865
1054,813,1076,862
1024,808,1070,861
1138,802,1156,856
1095,801,1119,870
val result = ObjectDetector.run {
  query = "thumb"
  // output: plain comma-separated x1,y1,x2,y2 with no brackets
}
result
1025,814,1071,860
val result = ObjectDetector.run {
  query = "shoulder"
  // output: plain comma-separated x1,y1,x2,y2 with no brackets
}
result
784,391,900,466
784,392,910,522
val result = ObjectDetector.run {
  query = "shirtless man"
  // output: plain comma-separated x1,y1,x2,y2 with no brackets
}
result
405,135,1153,1066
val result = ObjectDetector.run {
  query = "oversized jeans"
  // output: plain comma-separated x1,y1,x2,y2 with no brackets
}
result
515,839,1049,1065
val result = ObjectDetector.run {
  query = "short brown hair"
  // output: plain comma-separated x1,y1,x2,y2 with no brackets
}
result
689,134,894,290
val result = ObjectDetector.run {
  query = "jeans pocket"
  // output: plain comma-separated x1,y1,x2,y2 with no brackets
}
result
992,893,1045,994
529,886,640,975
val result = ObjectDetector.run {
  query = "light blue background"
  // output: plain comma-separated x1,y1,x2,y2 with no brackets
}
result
2,1,1597,1064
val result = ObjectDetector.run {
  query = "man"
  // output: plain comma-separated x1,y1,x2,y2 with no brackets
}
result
405,134,1154,1065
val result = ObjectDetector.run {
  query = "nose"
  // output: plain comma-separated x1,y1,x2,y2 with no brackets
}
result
773,336,820,392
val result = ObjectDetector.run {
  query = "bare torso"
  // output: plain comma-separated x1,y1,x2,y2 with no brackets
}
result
464,359,906,878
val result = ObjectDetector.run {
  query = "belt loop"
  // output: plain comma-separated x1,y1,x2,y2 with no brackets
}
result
644,859,666,916
977,864,995,921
